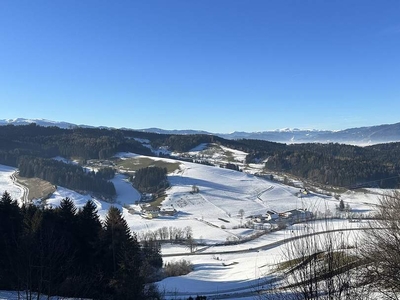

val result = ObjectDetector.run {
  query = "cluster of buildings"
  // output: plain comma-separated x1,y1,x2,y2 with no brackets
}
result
249,209,314,226
140,205,177,219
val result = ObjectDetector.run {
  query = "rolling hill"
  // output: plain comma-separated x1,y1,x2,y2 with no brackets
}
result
2,118,400,145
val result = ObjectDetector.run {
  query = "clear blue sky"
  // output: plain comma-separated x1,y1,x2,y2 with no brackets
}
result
0,1,399,132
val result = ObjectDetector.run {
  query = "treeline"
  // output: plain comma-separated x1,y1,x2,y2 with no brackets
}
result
202,138,400,188
0,124,154,196
150,134,281,154
0,124,153,166
18,157,116,197
221,138,286,158
138,225,194,242
222,163,241,171
152,134,216,152
261,142,400,188
90,166,116,180
132,166,169,193
0,192,162,299
0,123,280,164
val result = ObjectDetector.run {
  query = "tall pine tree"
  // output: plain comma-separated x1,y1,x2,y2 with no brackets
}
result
0,191,22,290
101,206,145,299
69,199,103,298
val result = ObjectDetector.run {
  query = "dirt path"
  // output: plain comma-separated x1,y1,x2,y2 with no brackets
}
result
11,172,56,203
10,171,28,204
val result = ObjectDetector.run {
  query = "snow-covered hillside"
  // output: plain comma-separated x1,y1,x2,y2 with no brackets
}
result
0,165,23,203
0,118,78,129
0,156,387,299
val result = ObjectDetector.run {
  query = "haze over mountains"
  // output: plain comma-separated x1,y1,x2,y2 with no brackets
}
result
1,118,400,145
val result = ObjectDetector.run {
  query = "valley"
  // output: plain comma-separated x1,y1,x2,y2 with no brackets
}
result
0,139,384,299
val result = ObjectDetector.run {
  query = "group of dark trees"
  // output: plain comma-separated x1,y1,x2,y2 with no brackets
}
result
18,157,116,197
0,124,153,166
152,134,217,152
209,138,400,189
222,163,241,171
138,225,194,243
132,166,169,193
93,166,116,180
0,191,162,299
0,124,156,197
262,142,400,188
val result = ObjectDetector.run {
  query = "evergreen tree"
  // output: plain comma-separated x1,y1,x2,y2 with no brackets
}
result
58,197,77,220
141,239,163,283
0,191,22,290
62,199,103,298
17,204,45,298
37,207,72,297
339,199,345,211
76,200,102,261
132,166,168,193
101,206,145,299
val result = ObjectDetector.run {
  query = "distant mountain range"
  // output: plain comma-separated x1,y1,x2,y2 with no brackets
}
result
0,118,81,129
1,118,400,145
216,123,400,145
134,124,400,145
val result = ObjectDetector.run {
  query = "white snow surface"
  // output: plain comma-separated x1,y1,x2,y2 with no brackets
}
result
188,143,208,153
157,219,367,297
219,145,248,163
0,165,23,202
0,118,76,129
111,173,141,207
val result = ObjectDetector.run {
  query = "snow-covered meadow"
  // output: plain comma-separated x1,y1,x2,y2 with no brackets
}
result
156,218,367,298
0,165,23,202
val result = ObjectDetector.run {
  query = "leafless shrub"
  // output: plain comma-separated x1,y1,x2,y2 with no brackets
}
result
360,191,400,299
275,220,370,300
163,259,193,277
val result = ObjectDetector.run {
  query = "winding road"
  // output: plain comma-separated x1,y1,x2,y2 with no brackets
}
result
10,171,29,204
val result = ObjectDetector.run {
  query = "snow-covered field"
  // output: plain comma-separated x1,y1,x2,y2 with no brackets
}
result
0,165,23,202
0,151,387,298
157,219,366,298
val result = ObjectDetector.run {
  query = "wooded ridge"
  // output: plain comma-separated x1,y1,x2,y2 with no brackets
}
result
0,124,399,191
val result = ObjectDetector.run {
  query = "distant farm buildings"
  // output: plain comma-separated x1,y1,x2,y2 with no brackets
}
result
140,205,177,219
160,206,177,216
266,210,279,221
140,206,159,219
280,209,313,223
249,209,313,226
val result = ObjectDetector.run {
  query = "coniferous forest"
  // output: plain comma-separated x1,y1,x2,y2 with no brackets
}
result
132,166,169,193
0,191,162,299
18,156,117,197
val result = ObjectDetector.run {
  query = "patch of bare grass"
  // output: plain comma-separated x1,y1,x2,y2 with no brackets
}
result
15,175,56,201
149,193,167,209
115,157,181,173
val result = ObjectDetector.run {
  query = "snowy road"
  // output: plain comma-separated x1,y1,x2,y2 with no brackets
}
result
161,226,375,299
